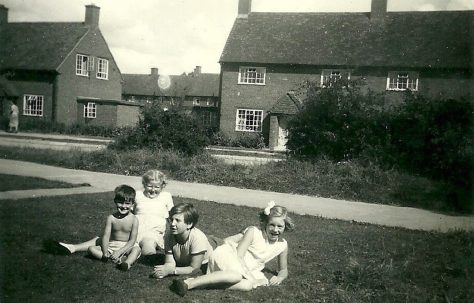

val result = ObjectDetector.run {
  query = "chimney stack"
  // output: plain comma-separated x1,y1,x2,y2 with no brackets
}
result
238,0,252,19
0,4,8,25
85,4,100,28
193,66,201,76
370,0,387,20
151,68,159,76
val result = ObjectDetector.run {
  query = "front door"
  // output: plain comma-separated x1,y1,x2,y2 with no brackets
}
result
275,116,288,151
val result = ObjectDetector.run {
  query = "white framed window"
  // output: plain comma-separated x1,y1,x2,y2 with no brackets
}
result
235,109,263,132
84,102,97,118
76,54,94,76
193,97,200,106
321,69,350,87
96,58,109,80
387,72,418,91
238,67,266,85
23,95,44,117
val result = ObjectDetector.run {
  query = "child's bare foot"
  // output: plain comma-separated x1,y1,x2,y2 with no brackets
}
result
118,262,130,271
43,240,73,255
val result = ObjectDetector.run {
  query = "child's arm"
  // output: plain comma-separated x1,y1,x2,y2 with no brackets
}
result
236,227,256,280
174,253,205,275
110,216,139,261
101,215,113,259
269,246,289,286
152,252,176,278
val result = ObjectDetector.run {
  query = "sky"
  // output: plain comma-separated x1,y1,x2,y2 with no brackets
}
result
3,0,474,76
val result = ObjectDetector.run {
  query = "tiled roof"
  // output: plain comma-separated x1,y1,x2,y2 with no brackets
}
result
0,22,90,71
220,11,473,69
0,75,19,97
269,92,302,115
187,73,220,97
122,73,219,97
122,74,162,96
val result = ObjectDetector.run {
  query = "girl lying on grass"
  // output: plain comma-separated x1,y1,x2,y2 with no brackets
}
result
170,201,294,296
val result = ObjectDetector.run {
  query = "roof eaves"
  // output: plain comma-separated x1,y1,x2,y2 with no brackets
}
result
56,24,90,72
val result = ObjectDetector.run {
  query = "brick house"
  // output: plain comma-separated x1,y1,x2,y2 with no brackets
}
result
0,4,140,129
219,0,474,151
122,66,219,128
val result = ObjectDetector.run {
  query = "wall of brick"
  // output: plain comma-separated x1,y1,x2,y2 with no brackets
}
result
219,63,320,139
116,105,140,127
76,102,117,127
4,74,54,125
219,63,473,142
56,29,123,125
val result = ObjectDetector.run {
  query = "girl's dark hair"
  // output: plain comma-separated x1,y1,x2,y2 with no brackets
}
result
169,203,199,228
259,205,295,231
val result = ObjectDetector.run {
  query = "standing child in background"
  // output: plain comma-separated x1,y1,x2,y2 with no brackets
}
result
170,201,294,296
87,184,141,271
8,99,19,133
44,170,173,262
135,170,174,259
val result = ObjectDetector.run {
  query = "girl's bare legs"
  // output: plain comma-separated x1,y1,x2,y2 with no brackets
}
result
139,238,157,255
184,270,243,290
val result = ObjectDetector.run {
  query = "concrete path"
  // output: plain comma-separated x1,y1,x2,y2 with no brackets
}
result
0,130,110,152
1,159,473,233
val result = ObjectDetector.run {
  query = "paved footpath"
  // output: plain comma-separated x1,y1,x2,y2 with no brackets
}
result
1,159,473,233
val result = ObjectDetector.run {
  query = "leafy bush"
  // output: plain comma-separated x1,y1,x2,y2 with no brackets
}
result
211,131,266,149
5,118,119,137
286,81,473,211
388,95,473,211
112,103,211,155
286,80,387,161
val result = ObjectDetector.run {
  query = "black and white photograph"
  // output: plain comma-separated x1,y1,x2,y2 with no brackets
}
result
0,0,473,302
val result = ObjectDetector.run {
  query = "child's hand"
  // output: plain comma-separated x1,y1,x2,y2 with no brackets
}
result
152,264,175,278
110,251,123,263
269,276,284,286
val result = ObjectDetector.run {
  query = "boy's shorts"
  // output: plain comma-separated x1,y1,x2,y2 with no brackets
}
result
108,241,140,256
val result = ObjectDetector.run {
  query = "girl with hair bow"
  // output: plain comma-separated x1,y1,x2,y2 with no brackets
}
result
170,201,295,297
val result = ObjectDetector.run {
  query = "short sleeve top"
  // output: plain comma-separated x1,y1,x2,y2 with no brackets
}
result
164,227,213,266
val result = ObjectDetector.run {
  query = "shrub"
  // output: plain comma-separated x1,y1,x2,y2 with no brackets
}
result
388,95,473,211
211,131,266,149
231,132,266,149
10,118,118,137
286,81,473,211
286,80,387,161
211,131,233,146
112,103,211,155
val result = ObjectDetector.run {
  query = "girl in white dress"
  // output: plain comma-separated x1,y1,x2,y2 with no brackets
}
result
134,170,174,256
171,201,294,296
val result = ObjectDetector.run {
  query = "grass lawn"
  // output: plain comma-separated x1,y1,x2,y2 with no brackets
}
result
0,192,472,303
0,174,86,191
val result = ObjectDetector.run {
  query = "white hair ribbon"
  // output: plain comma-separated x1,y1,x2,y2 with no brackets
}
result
264,201,276,215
